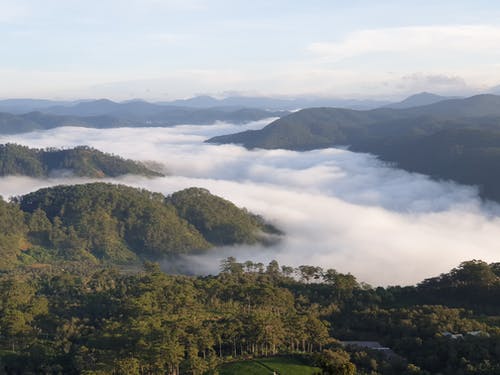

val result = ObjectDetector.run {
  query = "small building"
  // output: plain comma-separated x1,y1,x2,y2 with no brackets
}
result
441,332,464,339
467,330,490,337
340,341,399,359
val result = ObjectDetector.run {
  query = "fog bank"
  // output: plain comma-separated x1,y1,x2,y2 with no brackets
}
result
0,120,498,285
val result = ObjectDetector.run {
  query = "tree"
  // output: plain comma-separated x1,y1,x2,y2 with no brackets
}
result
450,260,499,286
281,265,294,278
316,349,356,375
323,269,358,299
220,257,243,274
297,265,323,283
266,260,280,278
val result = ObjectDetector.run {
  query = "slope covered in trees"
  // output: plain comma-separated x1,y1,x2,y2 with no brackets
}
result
0,144,162,178
207,94,500,149
167,187,281,246
0,258,498,374
207,94,500,201
0,183,280,268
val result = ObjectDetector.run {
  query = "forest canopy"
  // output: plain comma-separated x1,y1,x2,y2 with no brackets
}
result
0,257,498,374
0,183,280,269
0,143,163,178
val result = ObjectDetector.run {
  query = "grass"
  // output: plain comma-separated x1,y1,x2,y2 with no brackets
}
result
218,360,272,375
218,356,321,375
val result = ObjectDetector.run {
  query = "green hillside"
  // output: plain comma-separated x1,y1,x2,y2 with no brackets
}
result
0,143,162,178
167,187,281,246
1,182,280,268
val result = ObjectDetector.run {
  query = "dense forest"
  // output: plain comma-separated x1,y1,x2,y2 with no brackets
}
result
207,94,500,201
0,183,281,270
0,182,498,374
0,183,279,270
0,144,162,178
0,257,498,374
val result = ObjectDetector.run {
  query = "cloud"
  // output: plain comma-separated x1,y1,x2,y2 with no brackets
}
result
390,73,469,95
308,25,500,62
2,22,499,99
0,121,499,286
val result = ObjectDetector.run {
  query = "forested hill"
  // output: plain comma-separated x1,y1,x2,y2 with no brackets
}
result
207,94,500,201
0,144,162,178
0,183,280,269
207,94,500,149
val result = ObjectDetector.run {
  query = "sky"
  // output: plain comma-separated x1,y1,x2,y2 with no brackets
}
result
1,121,499,286
1,0,500,99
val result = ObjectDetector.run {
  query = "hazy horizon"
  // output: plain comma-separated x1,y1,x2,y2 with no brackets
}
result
2,0,500,100
0,91,480,103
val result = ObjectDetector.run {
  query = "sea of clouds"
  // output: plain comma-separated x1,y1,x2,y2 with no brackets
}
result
0,119,498,286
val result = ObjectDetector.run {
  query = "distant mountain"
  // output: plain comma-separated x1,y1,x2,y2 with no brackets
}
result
207,94,500,201
0,144,163,178
384,92,457,109
0,99,73,114
40,99,286,120
208,94,500,149
165,95,222,108
1,183,280,267
43,99,166,118
403,94,500,117
0,111,128,134
163,95,391,110
0,105,285,134
0,95,390,116
490,85,500,95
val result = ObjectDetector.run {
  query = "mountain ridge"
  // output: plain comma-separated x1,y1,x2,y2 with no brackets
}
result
0,106,286,134
384,92,458,109
207,94,500,201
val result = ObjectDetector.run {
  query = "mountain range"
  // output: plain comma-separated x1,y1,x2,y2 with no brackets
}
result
0,96,391,114
207,94,500,201
37,100,287,124
0,92,462,134
0,91,456,116
383,92,456,109
161,95,391,110
0,105,286,134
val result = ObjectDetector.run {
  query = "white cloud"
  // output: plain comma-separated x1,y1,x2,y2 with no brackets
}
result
308,25,500,62
0,122,499,286
3,24,500,100
394,73,467,92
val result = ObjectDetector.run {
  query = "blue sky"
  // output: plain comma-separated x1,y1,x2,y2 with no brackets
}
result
1,0,500,99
